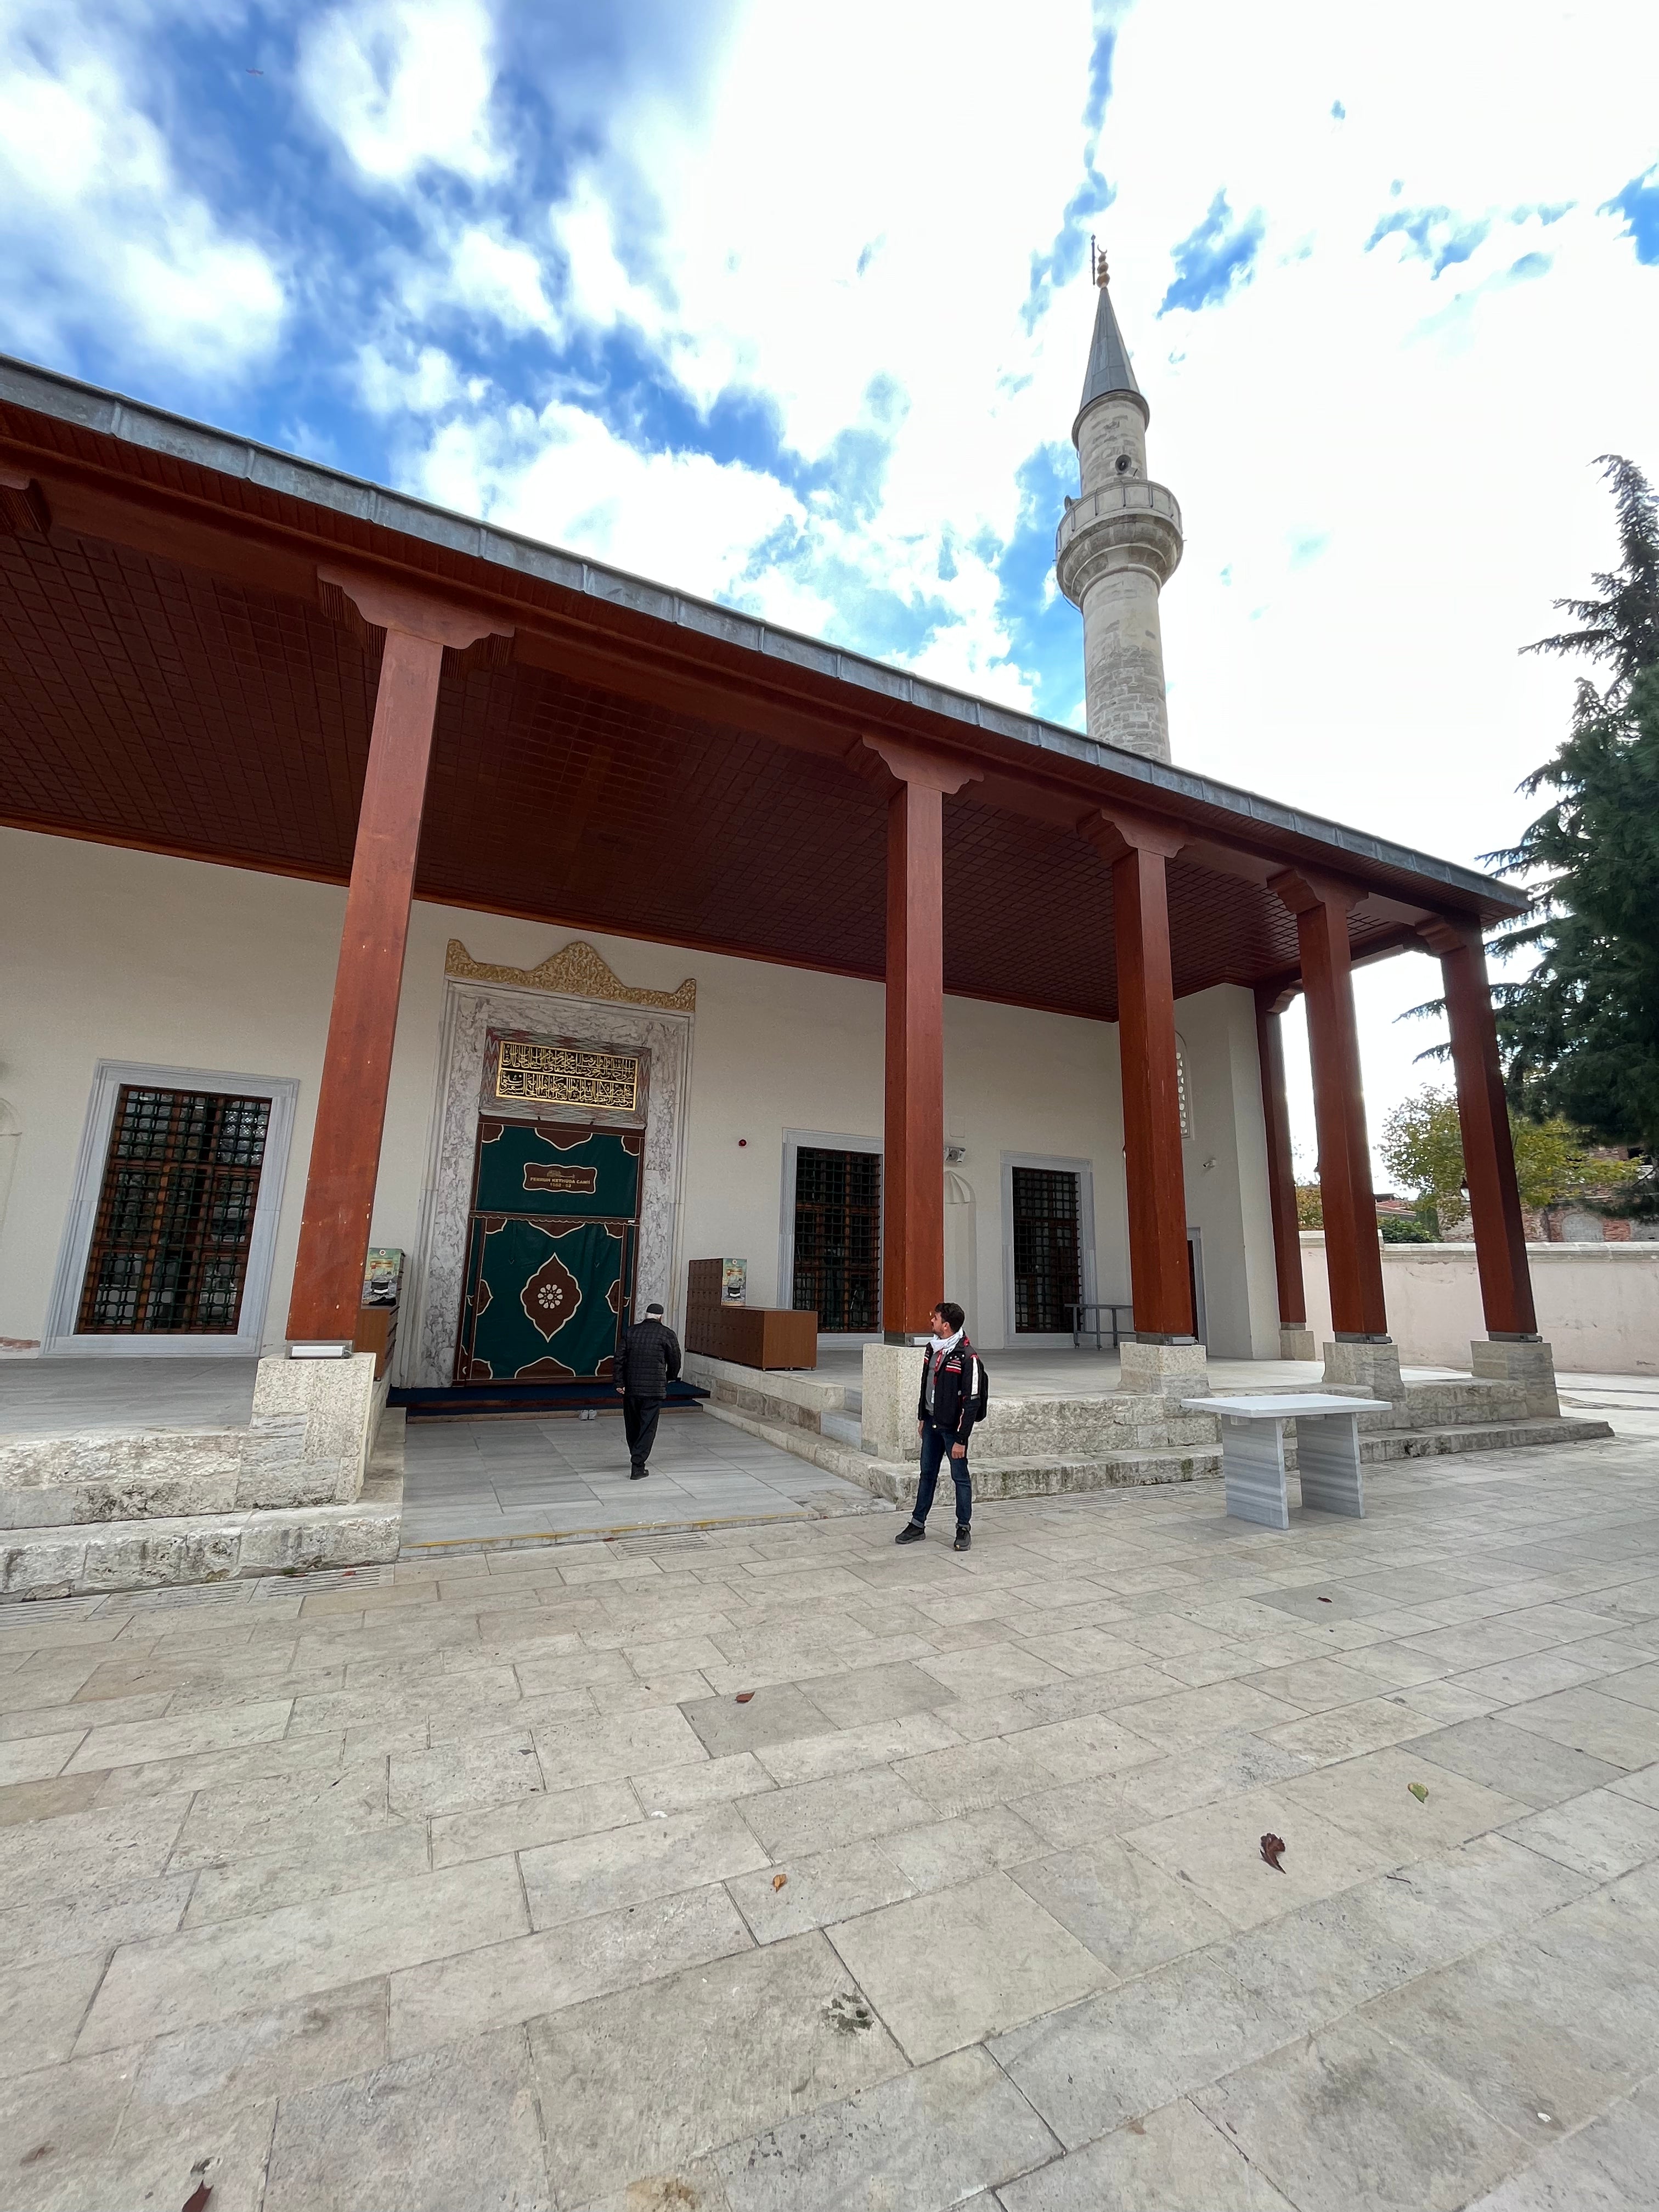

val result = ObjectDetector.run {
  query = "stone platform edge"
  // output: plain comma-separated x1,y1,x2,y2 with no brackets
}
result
0,1410,404,1599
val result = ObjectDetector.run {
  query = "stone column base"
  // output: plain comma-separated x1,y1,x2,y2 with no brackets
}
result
860,1341,926,1462
1280,1325,1317,1361
249,1352,386,1506
1471,1338,1560,1420
1322,1339,1403,1404
1118,1338,1210,1399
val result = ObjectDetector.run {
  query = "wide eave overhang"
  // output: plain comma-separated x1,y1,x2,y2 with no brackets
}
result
0,356,1526,1023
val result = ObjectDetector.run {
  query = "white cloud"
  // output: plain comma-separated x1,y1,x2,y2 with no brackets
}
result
299,0,504,184
417,401,805,606
0,24,285,376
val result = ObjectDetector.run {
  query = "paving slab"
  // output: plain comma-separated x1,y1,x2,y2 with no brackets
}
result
1192,2013,1533,2212
1010,1837,1234,1975
78,1855,528,2049
528,1930,906,2205
827,1870,1110,2063
1000,2092,1295,2210
389,1884,752,2056
263,2026,551,2211
715,2045,1059,2211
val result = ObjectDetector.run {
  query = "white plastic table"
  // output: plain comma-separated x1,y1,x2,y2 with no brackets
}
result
1182,1393,1383,1530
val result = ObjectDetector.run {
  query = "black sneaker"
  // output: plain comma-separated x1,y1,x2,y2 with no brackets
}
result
953,1526,972,1551
894,1521,926,1544
630,1464,649,1480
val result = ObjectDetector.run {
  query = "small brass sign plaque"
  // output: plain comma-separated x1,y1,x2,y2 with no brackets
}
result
523,1164,600,1194
496,1041,641,1112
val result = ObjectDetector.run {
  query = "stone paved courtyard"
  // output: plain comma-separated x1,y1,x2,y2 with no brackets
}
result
3,1420,1659,2209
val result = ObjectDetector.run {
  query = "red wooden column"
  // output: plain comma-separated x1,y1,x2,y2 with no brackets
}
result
1085,812,1194,1340
863,737,979,1341
1271,870,1389,1341
1255,983,1310,1345
287,571,507,1344
1421,917,1539,1339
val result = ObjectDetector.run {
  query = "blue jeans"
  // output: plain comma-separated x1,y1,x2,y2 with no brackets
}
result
913,1421,972,1530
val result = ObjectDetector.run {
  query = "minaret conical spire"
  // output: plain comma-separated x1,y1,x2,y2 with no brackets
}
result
1054,242,1183,762
1077,247,1146,427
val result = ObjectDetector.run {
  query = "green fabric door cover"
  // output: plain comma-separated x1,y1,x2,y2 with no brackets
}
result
456,1122,644,1383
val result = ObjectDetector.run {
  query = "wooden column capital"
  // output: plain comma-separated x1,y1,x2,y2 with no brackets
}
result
0,464,50,538
859,733,981,796
1079,806,1188,865
1415,914,1481,960
316,565,512,658
1269,866,1364,918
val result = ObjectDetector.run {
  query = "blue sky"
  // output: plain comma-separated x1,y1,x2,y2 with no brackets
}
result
1,0,1656,1156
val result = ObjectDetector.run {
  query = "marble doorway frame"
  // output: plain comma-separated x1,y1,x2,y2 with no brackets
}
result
404,977,695,1389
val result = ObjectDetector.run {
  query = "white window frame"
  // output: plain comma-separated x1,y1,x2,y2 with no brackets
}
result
778,1128,883,1345
1187,1225,1209,1346
43,1061,298,1358
1001,1153,1099,1348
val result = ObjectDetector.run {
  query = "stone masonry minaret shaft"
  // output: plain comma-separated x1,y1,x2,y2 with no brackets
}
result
1054,257,1183,761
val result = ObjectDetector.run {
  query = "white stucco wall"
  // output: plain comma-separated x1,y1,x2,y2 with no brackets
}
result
1300,1230,1658,1374
1176,985,1282,1359
1,826,1280,1365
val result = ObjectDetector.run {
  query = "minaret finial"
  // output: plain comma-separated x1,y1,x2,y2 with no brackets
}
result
1091,236,1109,288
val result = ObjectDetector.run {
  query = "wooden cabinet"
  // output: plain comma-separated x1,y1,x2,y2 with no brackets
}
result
354,1303,399,1379
685,1262,817,1369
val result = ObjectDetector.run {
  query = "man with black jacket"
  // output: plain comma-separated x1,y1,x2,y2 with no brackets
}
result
615,1301,682,1479
894,1300,981,1551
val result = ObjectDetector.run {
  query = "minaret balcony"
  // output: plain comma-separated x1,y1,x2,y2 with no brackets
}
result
1054,479,1184,606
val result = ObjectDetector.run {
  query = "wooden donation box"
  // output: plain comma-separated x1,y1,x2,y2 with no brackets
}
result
686,1259,817,1370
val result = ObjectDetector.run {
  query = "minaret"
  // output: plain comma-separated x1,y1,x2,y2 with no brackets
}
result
1054,247,1183,761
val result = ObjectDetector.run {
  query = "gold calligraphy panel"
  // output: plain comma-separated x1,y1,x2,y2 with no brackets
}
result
496,1041,641,1112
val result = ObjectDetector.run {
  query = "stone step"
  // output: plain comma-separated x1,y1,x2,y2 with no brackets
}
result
699,1398,1220,1506
819,1411,862,1449
0,1418,405,1598
1359,1414,1612,1464
1311,1380,1530,1433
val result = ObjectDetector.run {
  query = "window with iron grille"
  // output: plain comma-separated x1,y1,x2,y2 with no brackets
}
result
792,1147,881,1333
76,1087,272,1335
1012,1166,1081,1334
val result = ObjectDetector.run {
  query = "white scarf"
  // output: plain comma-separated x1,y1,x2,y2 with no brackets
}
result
929,1329,963,1355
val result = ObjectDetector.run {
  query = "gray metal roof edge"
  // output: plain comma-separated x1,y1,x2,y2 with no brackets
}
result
0,351,1522,915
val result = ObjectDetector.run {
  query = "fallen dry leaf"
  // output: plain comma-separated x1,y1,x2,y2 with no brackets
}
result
1408,1782,1429,1803
180,2182,212,2212
1260,1832,1287,1872
1317,1595,1332,1604
735,1691,755,1705
772,1872,787,1891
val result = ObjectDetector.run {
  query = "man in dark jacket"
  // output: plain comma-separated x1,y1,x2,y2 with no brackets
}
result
615,1301,682,1479
895,1300,981,1551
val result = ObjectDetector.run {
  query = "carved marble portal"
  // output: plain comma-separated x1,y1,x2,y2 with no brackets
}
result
406,971,693,1388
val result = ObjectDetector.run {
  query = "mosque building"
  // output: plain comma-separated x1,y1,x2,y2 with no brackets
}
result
0,263,1579,1583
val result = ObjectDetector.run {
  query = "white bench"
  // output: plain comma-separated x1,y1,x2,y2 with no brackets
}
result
1182,1393,1384,1530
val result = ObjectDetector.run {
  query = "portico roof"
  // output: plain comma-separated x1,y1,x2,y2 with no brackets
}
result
0,353,1525,1025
